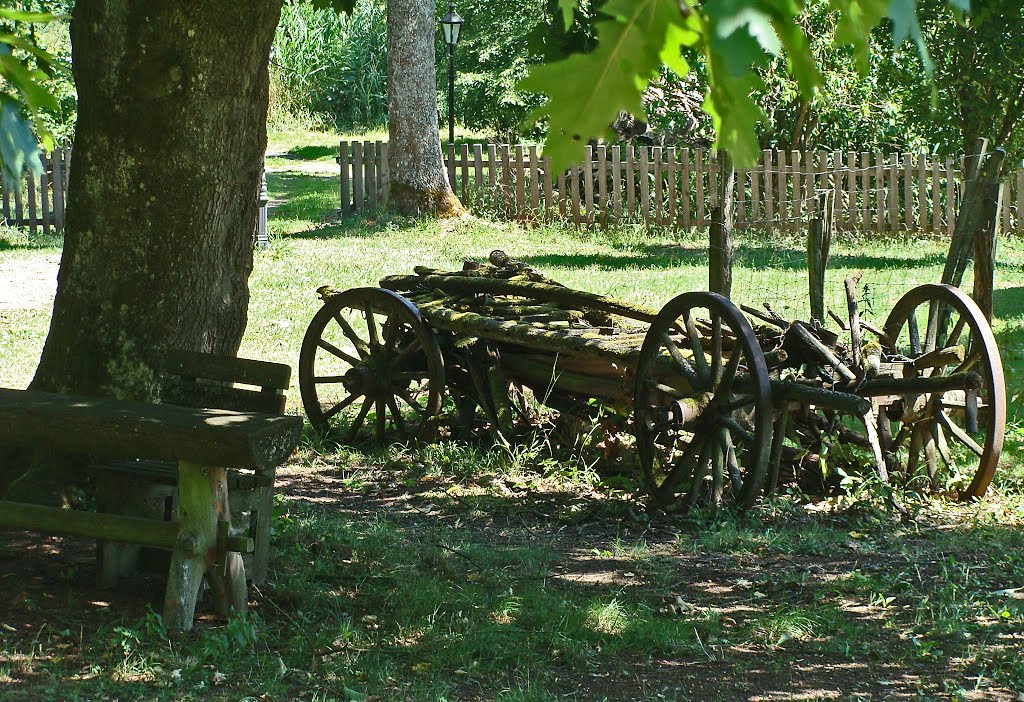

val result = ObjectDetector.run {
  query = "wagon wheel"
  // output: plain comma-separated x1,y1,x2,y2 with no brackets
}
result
299,287,445,443
634,292,773,511
880,283,1005,498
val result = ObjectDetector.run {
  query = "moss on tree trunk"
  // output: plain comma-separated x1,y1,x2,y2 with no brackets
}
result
31,0,284,401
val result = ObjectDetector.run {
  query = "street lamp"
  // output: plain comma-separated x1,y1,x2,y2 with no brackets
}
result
439,3,464,145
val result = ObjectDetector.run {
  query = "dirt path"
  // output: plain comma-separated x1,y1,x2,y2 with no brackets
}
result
0,254,60,310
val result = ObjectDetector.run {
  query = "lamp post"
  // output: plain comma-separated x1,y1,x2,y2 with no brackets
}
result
439,3,464,145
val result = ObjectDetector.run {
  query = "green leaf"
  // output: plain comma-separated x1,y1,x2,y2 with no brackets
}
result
0,55,60,113
558,0,578,31
0,97,44,186
520,0,695,171
888,0,933,73
0,9,58,23
946,0,969,10
704,67,766,167
829,0,889,74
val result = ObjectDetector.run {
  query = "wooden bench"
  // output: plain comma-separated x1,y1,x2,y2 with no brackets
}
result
0,386,302,630
92,351,292,588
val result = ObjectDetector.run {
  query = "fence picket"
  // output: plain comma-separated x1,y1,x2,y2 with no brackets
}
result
584,145,595,222
543,155,554,220
460,143,470,203
365,142,378,209
515,145,526,218
40,161,50,236
611,146,621,223
529,145,540,213
667,148,677,226
695,149,706,226
681,147,691,228
596,145,608,221
639,147,651,225
625,145,636,219
26,171,37,235
474,144,484,196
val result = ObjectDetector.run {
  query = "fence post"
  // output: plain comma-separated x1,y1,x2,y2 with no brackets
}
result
709,151,735,297
807,191,834,323
972,152,1005,322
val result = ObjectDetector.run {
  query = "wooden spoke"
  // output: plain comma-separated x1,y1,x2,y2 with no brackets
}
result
711,315,723,383
951,348,983,376
721,393,755,413
946,315,967,349
313,375,348,383
333,313,370,359
933,420,952,468
713,348,743,403
392,338,423,368
682,439,714,512
654,433,705,502
317,339,361,367
924,299,943,353
364,303,381,350
646,379,686,399
723,430,742,494
374,398,386,441
386,396,408,436
936,410,984,457
711,432,725,504
322,393,358,422
907,311,922,356
658,331,700,389
684,313,711,383
345,396,374,443
394,371,430,382
906,426,924,475
397,389,425,416
722,417,755,445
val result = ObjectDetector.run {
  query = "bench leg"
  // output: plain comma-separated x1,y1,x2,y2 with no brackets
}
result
164,462,247,630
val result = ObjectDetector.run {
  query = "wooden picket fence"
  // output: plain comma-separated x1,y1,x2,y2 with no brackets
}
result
339,141,1024,235
0,147,71,235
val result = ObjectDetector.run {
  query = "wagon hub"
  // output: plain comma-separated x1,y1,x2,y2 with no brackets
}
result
343,365,381,397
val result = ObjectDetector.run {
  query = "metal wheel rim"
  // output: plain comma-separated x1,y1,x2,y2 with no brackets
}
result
634,291,773,511
298,287,445,443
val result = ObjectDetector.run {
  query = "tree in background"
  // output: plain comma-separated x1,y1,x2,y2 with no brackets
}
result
385,0,464,216
31,0,284,401
879,0,1024,161
522,0,972,170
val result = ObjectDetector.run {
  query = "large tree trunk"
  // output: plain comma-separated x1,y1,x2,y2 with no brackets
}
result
31,0,283,401
386,0,465,217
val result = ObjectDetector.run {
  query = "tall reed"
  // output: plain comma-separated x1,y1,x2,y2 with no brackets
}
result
270,0,388,132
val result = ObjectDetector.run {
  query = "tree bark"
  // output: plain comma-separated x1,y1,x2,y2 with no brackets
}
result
385,0,465,217
31,0,283,400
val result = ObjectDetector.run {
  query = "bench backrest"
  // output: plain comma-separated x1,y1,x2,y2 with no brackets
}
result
161,351,291,415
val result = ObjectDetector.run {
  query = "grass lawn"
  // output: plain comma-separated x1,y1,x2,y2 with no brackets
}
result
1,137,1024,701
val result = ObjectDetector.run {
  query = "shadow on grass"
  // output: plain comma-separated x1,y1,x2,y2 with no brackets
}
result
519,242,950,273
286,144,340,161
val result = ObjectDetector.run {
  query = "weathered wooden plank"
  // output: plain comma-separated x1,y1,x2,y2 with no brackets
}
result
917,153,927,233
0,388,302,470
639,146,651,225
748,151,760,227
378,141,388,196
569,165,581,223
543,155,554,220
487,142,498,194
931,156,941,234
339,141,350,214
792,151,803,224
500,144,512,216
40,160,50,236
557,168,567,219
514,145,526,217
446,142,457,193
680,147,691,228
763,149,774,230
888,153,899,232
625,145,636,218
695,148,705,226
352,142,364,212
776,149,788,231
584,145,595,222
667,149,678,226
946,155,956,236
709,149,719,211
528,145,540,213
460,143,471,203
860,151,870,231
26,170,38,235
846,151,857,231
654,146,665,225
874,152,885,233
365,142,378,209
596,144,608,221
474,143,484,198
611,145,622,223
0,500,181,548
904,152,914,231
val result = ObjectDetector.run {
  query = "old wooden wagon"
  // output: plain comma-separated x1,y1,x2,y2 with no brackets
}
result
298,252,1005,510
